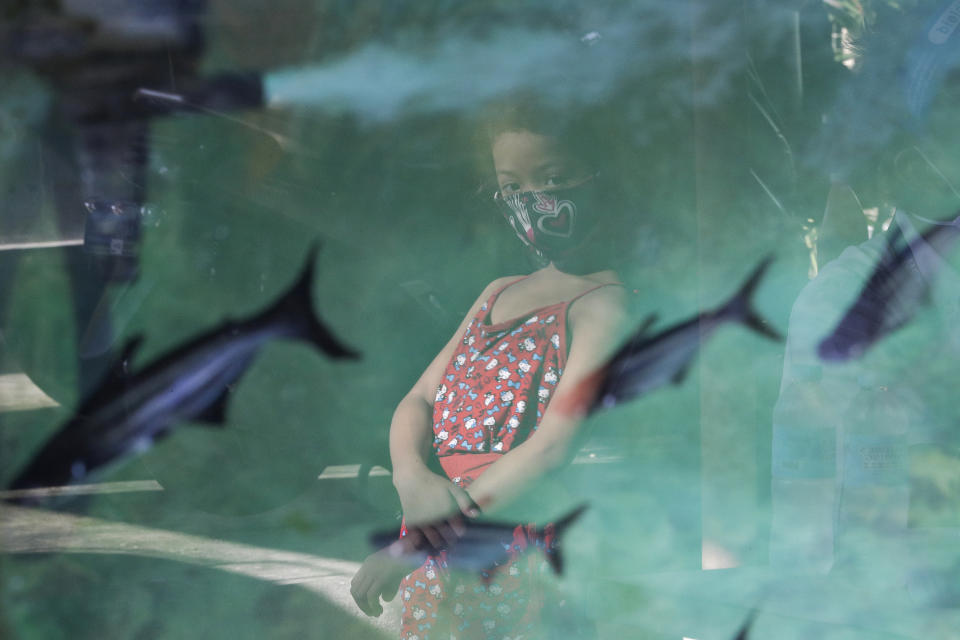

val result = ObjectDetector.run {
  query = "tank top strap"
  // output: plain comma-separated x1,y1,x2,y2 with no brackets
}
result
483,275,531,310
566,281,624,307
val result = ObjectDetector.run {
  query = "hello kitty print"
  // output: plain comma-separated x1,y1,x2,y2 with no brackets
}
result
432,280,573,458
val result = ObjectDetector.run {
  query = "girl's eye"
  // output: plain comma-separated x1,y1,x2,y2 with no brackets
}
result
499,183,520,195
545,175,567,188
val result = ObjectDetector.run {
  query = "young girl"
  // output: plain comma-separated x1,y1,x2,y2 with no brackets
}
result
351,101,629,640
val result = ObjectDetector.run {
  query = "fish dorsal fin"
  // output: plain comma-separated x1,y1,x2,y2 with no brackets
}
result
885,219,907,254
621,313,659,352
635,312,659,336
881,221,914,276
108,334,145,381
732,607,759,640
77,334,144,412
193,388,231,426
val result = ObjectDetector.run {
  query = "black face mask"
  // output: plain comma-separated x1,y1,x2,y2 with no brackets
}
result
494,177,601,265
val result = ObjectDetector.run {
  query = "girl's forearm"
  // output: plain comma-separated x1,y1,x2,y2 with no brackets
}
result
389,394,437,487
464,434,569,512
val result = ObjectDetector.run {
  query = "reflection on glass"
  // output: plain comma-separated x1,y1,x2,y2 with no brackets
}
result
2,2,960,639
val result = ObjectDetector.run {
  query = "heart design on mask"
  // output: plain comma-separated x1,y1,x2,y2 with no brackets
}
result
532,193,576,238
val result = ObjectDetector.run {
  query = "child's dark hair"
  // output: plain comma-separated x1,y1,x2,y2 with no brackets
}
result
474,93,606,183
473,93,642,274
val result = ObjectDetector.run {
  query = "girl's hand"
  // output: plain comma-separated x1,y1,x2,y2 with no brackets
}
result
394,468,478,550
350,549,408,617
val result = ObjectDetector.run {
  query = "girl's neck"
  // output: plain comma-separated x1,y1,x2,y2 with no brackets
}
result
538,262,619,283
486,264,620,326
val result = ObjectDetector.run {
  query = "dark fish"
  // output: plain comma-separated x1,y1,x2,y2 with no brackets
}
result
732,607,758,640
558,257,781,415
6,244,357,502
818,212,960,362
370,504,587,580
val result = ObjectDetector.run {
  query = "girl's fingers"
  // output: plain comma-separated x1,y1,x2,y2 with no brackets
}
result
366,595,383,617
350,578,372,615
351,559,398,617
449,486,481,518
376,568,403,604
448,514,466,537
383,582,399,602
359,587,382,617
434,522,459,548
402,528,425,551
420,525,446,550
350,571,367,596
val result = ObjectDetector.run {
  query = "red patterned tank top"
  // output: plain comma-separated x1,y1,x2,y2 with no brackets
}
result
431,277,620,458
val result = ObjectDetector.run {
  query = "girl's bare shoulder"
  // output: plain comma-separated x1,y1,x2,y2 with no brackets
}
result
575,282,628,311
457,275,526,319
479,275,526,298
568,281,629,330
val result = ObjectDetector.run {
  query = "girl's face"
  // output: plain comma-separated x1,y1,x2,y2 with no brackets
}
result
492,130,592,196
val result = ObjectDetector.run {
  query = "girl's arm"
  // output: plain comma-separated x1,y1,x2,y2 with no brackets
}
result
388,393,475,549
463,285,628,513
390,277,518,545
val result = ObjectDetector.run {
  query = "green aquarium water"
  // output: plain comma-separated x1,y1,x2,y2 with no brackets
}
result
1,1,959,638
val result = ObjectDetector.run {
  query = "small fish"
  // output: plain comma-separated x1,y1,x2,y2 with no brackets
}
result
370,504,587,580
558,256,781,415
818,212,960,362
6,244,357,502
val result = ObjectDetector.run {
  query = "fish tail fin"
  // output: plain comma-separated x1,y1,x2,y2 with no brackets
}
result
540,503,589,576
544,547,564,576
553,503,589,534
720,255,782,342
272,242,359,359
